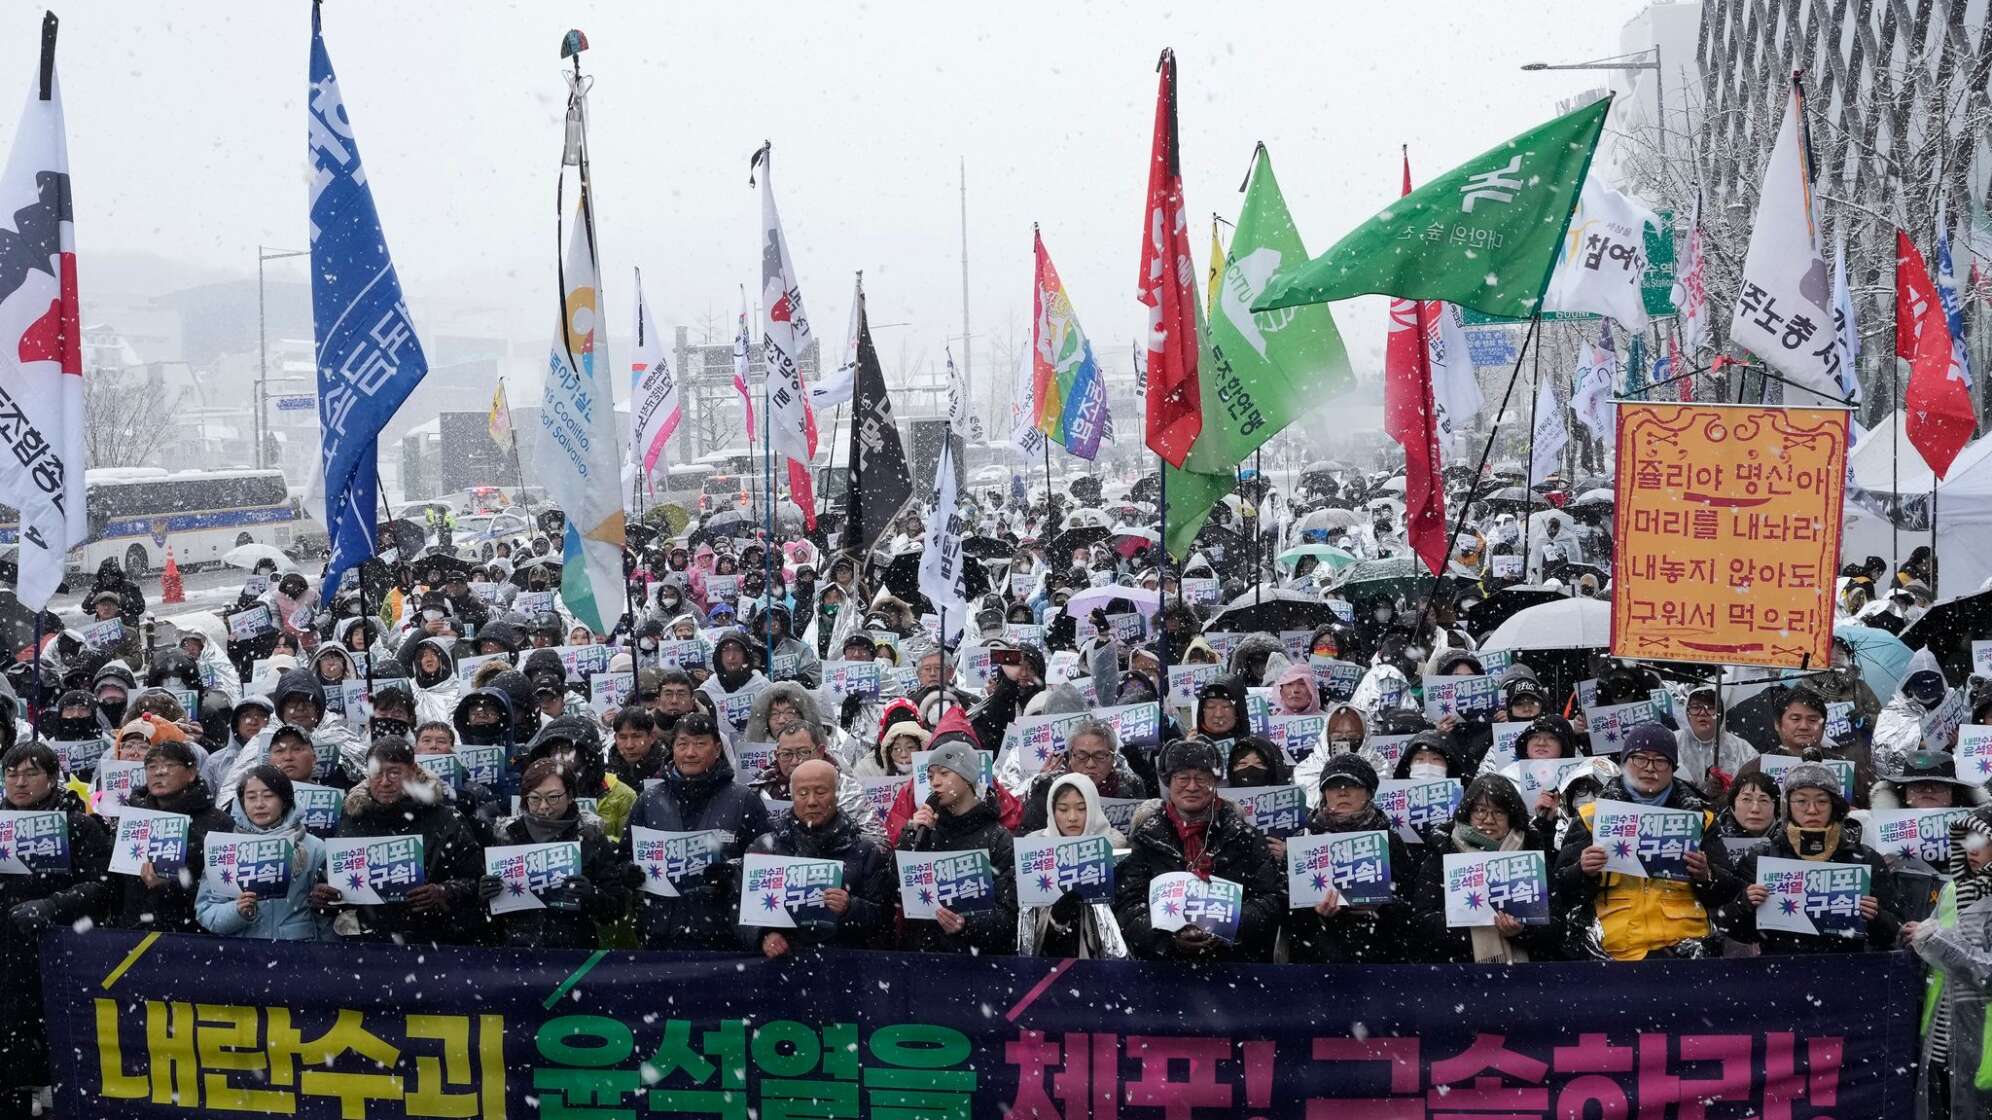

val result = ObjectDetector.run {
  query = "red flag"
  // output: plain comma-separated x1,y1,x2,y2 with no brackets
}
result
1138,49,1201,467
1387,152,1447,576
1898,229,1975,478
1670,335,1691,402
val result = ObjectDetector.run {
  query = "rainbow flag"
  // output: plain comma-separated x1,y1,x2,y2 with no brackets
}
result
1031,230,1108,460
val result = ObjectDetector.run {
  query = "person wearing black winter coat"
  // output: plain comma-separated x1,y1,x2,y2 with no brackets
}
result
619,713,770,950
110,741,232,934
894,721,1018,956
479,760,632,949
0,744,113,1113
329,738,487,946
1114,738,1284,963
1717,762,1901,955
1284,754,1420,964
1410,774,1564,963
741,760,894,954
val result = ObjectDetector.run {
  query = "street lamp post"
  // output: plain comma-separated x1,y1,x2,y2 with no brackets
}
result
256,245,310,470
1520,46,1666,163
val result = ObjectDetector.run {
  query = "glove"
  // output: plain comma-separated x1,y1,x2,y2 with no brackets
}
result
1049,889,1085,926
477,875,503,902
547,875,598,912
10,898,57,935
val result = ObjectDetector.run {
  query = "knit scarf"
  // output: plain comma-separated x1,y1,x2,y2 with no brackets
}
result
1164,802,1214,880
1452,823,1530,964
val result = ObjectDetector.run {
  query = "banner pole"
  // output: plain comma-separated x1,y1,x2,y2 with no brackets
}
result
1523,323,1542,579
1412,314,1541,639
1156,446,1169,744
1254,450,1263,607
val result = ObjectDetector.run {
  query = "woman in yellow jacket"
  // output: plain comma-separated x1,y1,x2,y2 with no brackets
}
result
1553,722,1742,961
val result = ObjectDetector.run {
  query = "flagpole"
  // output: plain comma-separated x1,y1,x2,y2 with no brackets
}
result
1413,315,1542,635
1892,267,1901,567
1523,324,1541,577
1156,447,1169,744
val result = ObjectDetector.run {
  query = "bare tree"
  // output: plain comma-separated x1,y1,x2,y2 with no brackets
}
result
84,367,183,468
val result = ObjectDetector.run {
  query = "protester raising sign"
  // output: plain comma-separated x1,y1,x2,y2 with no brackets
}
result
1591,799,1703,881
1147,872,1243,943
896,850,996,919
201,832,295,899
0,809,68,875
1013,834,1114,907
630,828,720,898
322,835,424,905
738,852,844,929
484,841,583,915
1215,784,1308,838
107,807,190,877
1286,829,1392,908
1755,856,1868,939
1442,850,1549,927
1375,778,1462,845
1869,809,1968,866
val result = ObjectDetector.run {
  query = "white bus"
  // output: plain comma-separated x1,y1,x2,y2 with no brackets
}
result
0,468,303,576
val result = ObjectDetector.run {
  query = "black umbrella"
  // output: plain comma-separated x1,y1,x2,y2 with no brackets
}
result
1483,487,1548,509
625,523,661,551
1046,525,1110,563
1464,586,1567,638
1190,524,1254,580
1901,588,1992,682
1129,475,1161,506
507,556,564,588
1204,588,1339,634
415,552,477,583
376,518,426,559
962,537,1012,561
872,549,991,605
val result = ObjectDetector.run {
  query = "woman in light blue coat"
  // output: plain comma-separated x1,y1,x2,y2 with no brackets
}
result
195,764,332,941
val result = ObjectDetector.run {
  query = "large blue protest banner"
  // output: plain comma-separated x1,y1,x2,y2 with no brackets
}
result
47,929,1914,1116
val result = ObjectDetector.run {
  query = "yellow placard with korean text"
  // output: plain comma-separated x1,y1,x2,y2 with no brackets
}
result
1611,403,1847,668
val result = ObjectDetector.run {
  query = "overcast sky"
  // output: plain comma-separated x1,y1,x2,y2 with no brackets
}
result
17,0,1651,400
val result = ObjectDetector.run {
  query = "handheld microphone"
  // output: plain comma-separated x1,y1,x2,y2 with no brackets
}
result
907,792,943,850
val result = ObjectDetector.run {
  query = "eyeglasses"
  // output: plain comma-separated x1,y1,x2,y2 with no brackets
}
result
1623,753,1672,770
1685,702,1716,714
523,792,569,809
1169,772,1216,789
1067,750,1115,765
775,748,819,764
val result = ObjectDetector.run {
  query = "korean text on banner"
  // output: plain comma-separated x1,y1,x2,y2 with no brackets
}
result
1610,403,1847,668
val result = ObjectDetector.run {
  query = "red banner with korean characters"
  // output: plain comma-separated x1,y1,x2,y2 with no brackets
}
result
1612,403,1849,668
45,928,1913,1117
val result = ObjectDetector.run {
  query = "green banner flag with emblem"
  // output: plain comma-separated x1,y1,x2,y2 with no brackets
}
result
1165,145,1354,560
1254,96,1610,320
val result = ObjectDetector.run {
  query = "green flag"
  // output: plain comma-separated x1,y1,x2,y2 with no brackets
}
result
1165,146,1355,560
1253,96,1610,320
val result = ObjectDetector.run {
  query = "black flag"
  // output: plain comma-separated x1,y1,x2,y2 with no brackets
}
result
841,280,913,557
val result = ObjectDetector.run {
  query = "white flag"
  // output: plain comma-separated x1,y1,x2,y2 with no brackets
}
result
1010,342,1046,456
1570,336,1617,443
1729,84,1842,404
1830,236,1861,405
946,347,971,435
533,74,625,633
1674,191,1709,358
1424,302,1482,459
629,267,681,480
1543,173,1661,329
753,145,819,519
1528,378,1567,488
917,442,968,646
0,22,85,611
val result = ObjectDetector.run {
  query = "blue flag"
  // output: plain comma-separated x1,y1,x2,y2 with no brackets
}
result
307,5,428,605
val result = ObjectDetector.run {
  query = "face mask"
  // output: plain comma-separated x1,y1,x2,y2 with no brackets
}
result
1409,761,1447,781
1328,735,1360,752
459,723,503,747
97,698,122,723
371,718,411,740
1228,763,1269,787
